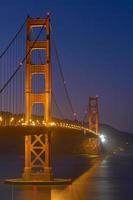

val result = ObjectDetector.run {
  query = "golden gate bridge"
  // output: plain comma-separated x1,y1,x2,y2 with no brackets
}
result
0,14,100,184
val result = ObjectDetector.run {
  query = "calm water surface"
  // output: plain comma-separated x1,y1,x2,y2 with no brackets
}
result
0,153,133,200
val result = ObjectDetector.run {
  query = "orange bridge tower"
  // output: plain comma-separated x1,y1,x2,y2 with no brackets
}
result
88,96,100,154
89,96,99,134
23,15,52,180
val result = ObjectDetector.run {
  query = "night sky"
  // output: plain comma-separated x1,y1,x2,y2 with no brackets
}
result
0,0,133,132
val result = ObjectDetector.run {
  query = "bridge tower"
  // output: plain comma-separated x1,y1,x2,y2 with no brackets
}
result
88,96,100,154
89,96,99,134
23,15,52,180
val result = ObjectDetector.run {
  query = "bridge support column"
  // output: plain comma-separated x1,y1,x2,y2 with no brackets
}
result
87,138,101,155
23,135,31,176
23,133,53,180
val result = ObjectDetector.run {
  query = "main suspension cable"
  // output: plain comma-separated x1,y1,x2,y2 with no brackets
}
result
0,16,46,94
0,16,27,60
50,23,77,120
37,48,64,119
52,92,64,119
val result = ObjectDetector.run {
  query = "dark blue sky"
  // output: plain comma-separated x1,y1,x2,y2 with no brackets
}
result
0,0,133,132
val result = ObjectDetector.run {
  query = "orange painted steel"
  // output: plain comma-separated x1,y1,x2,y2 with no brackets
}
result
89,96,99,135
23,15,52,180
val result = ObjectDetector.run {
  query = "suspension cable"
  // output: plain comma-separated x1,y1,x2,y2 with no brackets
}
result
37,49,64,119
50,23,77,120
83,109,88,123
0,16,27,60
0,17,46,94
52,92,64,119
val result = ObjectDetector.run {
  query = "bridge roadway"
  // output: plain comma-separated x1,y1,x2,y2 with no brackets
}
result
0,121,98,137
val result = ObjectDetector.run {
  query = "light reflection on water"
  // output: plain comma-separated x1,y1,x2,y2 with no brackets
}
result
1,153,133,200
11,186,70,200
9,158,101,200
13,186,53,200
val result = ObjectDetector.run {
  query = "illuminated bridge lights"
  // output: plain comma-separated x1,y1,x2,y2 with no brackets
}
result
0,116,98,135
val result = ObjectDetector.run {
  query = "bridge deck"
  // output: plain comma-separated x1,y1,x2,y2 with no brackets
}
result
0,122,97,136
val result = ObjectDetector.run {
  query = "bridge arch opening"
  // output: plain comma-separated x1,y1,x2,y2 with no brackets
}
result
30,26,47,41
32,103,45,121
31,74,45,94
31,49,46,65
